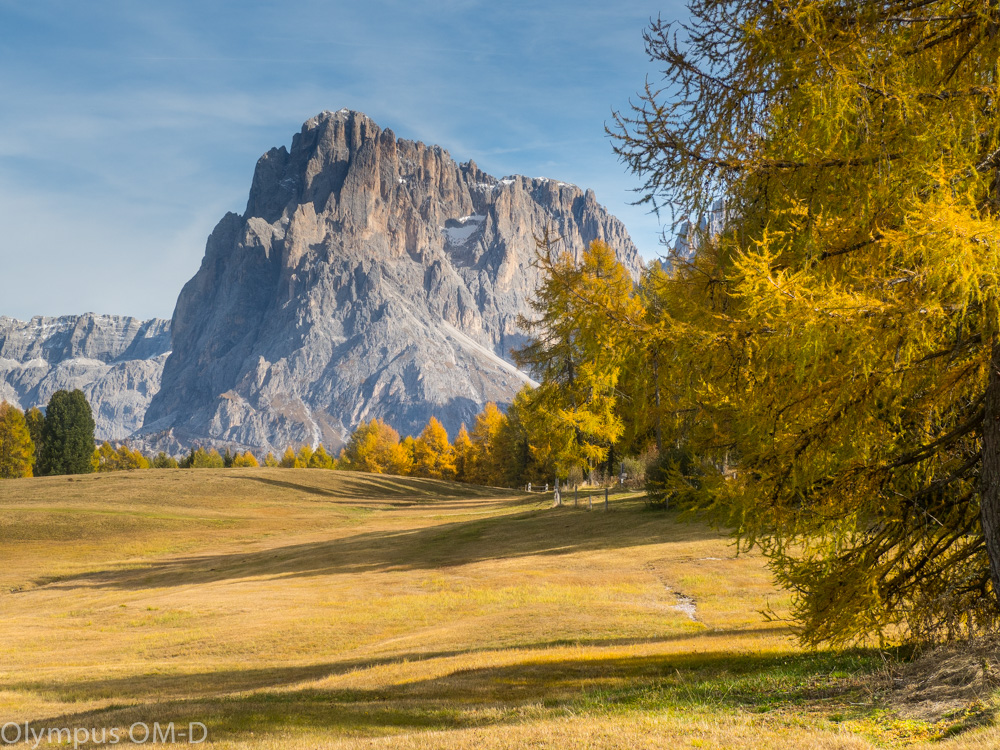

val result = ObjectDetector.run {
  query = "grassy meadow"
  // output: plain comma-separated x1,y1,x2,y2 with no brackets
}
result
0,469,997,748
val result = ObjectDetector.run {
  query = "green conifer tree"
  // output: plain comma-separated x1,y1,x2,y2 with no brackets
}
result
38,390,95,475
152,452,179,469
24,407,44,460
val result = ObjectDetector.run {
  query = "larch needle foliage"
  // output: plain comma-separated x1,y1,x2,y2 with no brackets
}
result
339,418,413,475
93,442,150,472
611,1,1000,643
412,416,457,479
0,402,35,478
516,238,646,469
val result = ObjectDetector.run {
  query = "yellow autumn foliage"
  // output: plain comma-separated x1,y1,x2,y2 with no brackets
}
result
0,402,34,479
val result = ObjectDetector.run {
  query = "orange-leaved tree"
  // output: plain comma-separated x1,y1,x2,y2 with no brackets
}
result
339,418,413,475
412,417,456,479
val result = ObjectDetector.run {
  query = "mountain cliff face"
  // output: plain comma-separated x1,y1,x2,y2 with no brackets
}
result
142,109,642,451
0,315,171,440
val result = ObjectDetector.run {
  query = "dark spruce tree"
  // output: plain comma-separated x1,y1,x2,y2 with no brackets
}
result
24,407,45,459
39,390,96,475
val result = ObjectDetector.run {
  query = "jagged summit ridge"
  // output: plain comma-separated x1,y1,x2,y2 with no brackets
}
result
0,314,171,440
141,110,641,452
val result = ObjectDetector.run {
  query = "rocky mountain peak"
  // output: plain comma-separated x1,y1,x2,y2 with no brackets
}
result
142,110,642,453
0,314,171,440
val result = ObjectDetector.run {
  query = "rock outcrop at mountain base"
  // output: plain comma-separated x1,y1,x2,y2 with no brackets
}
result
0,315,171,440
142,109,642,452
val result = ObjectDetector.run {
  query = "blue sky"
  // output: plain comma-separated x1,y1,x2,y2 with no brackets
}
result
0,0,686,321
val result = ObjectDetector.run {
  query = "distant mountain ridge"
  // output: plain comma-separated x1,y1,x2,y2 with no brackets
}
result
0,314,170,440
3,110,642,453
140,109,642,452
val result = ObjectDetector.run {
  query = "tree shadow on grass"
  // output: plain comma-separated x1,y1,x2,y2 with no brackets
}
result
22,636,896,746
38,503,719,591
13,627,793,705
235,472,511,504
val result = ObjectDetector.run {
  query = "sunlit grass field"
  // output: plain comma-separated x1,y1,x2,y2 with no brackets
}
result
1,469,997,748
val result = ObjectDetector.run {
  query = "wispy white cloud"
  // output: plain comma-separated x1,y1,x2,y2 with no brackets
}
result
0,0,682,319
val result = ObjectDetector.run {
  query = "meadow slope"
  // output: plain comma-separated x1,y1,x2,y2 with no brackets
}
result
0,470,997,748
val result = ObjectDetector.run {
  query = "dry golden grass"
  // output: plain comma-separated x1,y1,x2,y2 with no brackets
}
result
0,469,996,748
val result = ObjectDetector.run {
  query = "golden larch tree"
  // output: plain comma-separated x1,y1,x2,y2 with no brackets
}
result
0,402,35,478
412,417,456,479
339,419,412,475
467,403,507,486
611,0,1000,642
452,424,474,482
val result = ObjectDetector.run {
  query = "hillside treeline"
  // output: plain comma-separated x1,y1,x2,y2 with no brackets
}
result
0,390,97,478
0,392,647,489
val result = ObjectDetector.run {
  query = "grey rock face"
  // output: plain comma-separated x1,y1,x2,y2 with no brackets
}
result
142,109,642,452
0,315,171,440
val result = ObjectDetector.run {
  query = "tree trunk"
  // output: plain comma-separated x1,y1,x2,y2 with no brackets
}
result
980,339,1000,608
